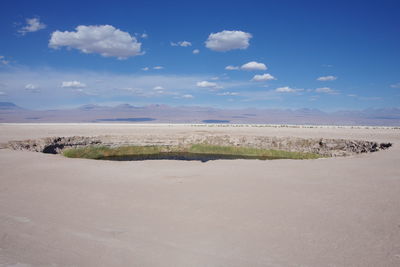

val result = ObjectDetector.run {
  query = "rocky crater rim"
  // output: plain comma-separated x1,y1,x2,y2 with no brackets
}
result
4,135,393,157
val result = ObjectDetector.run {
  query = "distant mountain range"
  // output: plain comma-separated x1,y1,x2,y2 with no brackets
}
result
0,102,23,110
0,102,399,126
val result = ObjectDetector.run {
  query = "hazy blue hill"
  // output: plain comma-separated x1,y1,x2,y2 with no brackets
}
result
115,104,140,109
0,103,399,126
78,104,108,111
333,108,400,120
0,102,22,110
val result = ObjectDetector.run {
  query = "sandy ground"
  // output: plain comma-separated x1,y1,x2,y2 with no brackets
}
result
0,124,399,267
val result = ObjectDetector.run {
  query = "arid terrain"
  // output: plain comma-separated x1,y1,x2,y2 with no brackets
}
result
0,124,399,266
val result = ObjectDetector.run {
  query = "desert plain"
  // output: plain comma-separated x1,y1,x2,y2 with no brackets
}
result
0,123,399,266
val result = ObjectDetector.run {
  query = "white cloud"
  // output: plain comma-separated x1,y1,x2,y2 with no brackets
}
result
182,94,194,99
241,61,267,71
120,87,143,93
317,75,337,81
390,82,400,88
49,25,142,59
196,80,220,89
142,66,164,70
0,91,6,96
205,30,252,52
180,41,191,47
0,56,10,65
153,86,164,90
217,92,239,96
141,33,148,39
61,81,86,88
18,18,46,35
251,73,276,82
171,41,192,47
275,86,303,93
192,49,200,54
24,84,40,92
25,84,38,90
315,87,337,94
225,65,239,70
0,69,211,108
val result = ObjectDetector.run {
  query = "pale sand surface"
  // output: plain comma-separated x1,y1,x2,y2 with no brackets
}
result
0,124,399,266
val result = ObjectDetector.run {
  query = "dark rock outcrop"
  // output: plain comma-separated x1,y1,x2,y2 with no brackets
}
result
7,136,102,154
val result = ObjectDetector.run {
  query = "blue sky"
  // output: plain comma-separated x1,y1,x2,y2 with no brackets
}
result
0,0,399,110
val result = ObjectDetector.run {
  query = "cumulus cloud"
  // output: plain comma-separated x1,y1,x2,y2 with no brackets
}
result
24,84,40,92
225,65,239,70
61,81,86,88
205,30,252,52
120,87,143,93
171,41,192,47
196,80,220,89
182,94,194,99
275,86,303,93
25,84,38,90
153,66,164,70
142,67,149,71
18,18,46,35
241,61,267,71
192,49,200,54
315,87,337,94
49,25,142,59
317,75,337,81
0,56,10,65
153,86,164,90
390,82,400,88
141,33,148,39
217,92,239,96
0,69,209,108
251,73,276,82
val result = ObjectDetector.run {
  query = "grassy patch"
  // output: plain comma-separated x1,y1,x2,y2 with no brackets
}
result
63,144,322,160
188,144,321,159
62,145,165,159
